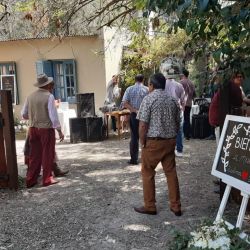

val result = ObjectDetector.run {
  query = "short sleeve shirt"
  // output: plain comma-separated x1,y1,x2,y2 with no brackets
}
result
137,89,180,138
122,82,149,110
165,79,186,111
180,78,195,107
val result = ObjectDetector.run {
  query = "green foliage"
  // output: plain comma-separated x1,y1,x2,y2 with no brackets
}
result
121,18,188,88
168,228,191,250
14,0,35,12
146,0,250,68
18,175,25,189
1,0,248,76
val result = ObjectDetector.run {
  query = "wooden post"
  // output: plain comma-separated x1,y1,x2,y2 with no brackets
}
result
0,112,8,187
0,90,18,190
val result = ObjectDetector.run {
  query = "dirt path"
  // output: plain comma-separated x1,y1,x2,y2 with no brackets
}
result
0,137,246,249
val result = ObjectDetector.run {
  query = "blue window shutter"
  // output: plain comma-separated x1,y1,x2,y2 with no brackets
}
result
35,61,44,75
35,60,53,76
43,61,53,77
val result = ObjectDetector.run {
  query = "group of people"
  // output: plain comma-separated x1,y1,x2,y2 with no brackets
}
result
102,68,196,216
209,70,249,198
26,62,246,220
120,68,248,215
209,70,249,143
22,68,247,217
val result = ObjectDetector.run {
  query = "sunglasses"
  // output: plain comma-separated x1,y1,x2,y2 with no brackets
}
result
236,75,243,78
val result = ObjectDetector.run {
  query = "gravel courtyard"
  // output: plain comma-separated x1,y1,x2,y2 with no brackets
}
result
0,136,248,250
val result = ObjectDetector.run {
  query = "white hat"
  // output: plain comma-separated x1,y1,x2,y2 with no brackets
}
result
34,74,54,87
159,57,181,79
162,68,180,79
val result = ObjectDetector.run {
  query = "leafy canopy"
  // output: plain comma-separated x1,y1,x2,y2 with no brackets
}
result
0,0,249,67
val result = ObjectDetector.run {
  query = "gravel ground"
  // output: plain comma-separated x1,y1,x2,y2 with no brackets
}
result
0,135,249,250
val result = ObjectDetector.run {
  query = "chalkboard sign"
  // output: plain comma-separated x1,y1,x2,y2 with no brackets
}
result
0,75,16,104
212,115,250,195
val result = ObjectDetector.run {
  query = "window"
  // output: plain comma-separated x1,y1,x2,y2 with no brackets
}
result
0,62,18,104
36,60,77,103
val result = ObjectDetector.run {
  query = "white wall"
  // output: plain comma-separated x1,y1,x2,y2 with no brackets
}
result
103,27,131,85
0,36,107,118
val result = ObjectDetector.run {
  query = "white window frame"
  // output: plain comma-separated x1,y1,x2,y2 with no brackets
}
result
0,74,17,105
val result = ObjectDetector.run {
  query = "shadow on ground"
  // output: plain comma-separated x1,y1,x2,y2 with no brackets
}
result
0,137,248,249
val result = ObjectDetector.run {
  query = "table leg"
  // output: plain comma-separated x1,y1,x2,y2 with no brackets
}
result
117,114,121,139
105,114,109,138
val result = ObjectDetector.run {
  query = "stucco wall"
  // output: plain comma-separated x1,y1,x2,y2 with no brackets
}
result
103,27,130,84
0,36,106,118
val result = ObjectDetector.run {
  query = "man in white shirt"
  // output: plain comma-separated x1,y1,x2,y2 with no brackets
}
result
105,75,121,132
21,74,64,188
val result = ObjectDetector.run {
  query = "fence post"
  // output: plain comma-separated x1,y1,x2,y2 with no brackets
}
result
0,112,8,187
0,90,18,190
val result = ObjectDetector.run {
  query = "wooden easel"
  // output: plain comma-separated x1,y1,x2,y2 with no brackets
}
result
211,115,250,242
215,184,250,242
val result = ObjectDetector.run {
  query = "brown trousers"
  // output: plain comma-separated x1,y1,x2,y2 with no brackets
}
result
141,138,181,212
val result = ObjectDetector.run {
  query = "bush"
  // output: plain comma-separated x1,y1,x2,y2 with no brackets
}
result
168,220,249,250
14,117,28,132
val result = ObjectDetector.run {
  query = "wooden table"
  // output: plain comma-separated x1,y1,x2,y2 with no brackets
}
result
104,109,130,139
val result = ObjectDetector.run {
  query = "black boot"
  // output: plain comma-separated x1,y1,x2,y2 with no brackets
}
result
53,163,69,177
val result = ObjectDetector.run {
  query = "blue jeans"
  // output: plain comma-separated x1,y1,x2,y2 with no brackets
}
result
129,112,139,163
176,114,184,153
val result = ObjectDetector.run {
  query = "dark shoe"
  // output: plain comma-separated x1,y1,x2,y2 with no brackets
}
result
26,182,37,189
170,208,182,216
43,180,59,187
205,135,216,140
53,163,69,177
134,206,157,215
185,137,190,140
214,187,220,194
213,180,220,185
127,160,138,165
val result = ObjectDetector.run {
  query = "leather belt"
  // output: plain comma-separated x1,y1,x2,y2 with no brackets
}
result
147,137,174,140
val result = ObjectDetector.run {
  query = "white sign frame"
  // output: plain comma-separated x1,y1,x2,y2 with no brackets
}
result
212,115,250,232
211,115,250,195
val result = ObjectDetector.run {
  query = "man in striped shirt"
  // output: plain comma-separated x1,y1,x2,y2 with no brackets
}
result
122,74,149,165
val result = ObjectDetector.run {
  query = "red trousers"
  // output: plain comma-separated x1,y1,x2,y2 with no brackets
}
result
26,127,56,186
141,138,181,212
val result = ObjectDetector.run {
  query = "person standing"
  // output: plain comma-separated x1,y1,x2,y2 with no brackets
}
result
209,70,245,197
209,70,245,144
122,74,148,165
134,73,182,216
21,74,64,188
180,69,195,140
163,69,186,157
105,75,121,133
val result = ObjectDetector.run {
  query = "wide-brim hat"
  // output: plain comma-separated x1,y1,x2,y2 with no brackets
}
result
34,74,54,87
